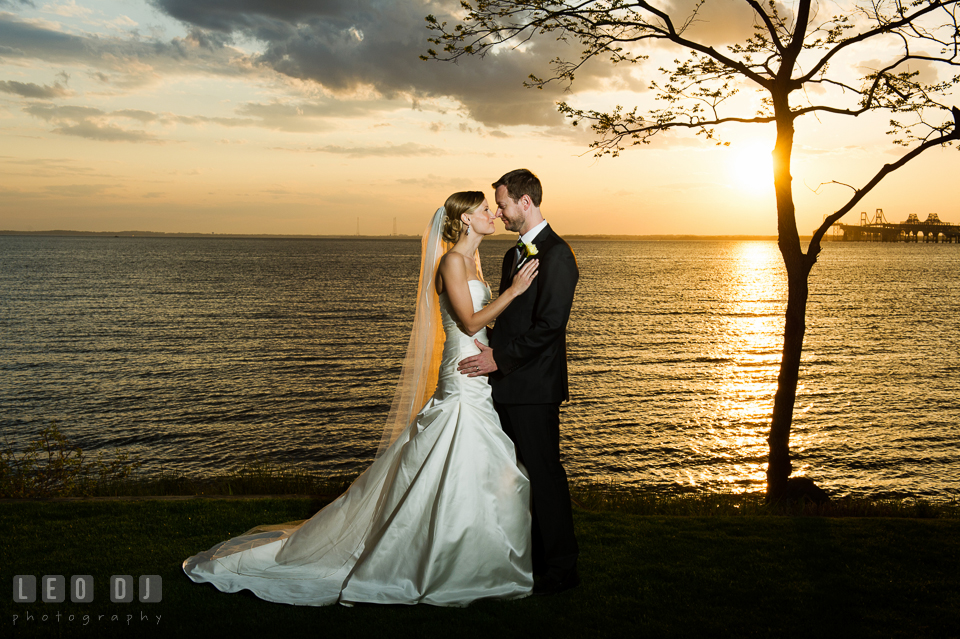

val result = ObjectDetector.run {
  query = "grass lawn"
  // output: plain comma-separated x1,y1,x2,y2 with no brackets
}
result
2,498,958,638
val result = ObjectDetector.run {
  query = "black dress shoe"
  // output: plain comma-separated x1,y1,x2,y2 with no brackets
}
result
533,570,580,596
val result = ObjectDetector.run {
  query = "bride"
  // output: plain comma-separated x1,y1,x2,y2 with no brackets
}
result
183,191,539,607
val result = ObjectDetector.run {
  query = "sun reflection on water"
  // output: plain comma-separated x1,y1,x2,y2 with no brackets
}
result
693,242,786,492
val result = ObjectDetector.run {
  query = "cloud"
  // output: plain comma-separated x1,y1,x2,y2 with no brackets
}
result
149,0,620,128
22,101,324,139
858,56,942,85
665,0,762,46
41,1,92,19
23,103,162,142
148,0,354,32
109,15,137,29
0,13,91,61
112,109,160,123
277,142,447,158
238,97,402,120
3,0,637,129
171,114,257,129
54,121,159,142
395,173,474,188
19,94,418,142
0,12,260,88
43,183,112,196
232,101,351,132
25,103,104,121
2,0,783,134
0,79,70,98
0,155,102,178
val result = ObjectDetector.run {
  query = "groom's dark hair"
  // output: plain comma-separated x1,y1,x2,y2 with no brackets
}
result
493,169,542,207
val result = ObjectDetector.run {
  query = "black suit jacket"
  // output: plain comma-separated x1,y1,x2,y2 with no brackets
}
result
489,224,578,404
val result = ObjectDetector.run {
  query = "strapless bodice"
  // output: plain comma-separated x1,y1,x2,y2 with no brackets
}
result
438,279,490,346
435,280,492,397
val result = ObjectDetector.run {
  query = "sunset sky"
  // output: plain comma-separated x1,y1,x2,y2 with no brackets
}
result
1,0,957,236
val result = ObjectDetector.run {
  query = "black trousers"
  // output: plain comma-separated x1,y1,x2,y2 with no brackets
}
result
495,402,579,577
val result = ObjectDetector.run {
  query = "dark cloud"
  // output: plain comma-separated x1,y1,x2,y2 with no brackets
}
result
150,0,352,32
0,79,70,98
2,1,663,129
150,0,609,127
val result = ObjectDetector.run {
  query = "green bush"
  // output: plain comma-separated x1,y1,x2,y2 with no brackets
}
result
0,422,142,498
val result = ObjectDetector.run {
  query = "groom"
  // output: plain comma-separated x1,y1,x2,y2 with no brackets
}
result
458,168,580,595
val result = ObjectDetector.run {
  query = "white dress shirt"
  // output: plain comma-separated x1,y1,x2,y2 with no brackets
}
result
519,219,548,246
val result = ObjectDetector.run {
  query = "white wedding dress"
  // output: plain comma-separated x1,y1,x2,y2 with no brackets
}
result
183,279,533,606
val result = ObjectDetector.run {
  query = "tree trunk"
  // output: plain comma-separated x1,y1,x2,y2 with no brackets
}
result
767,91,819,501
767,261,810,499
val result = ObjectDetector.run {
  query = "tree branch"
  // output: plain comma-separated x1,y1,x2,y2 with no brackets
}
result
745,0,787,56
799,0,958,85
807,106,960,259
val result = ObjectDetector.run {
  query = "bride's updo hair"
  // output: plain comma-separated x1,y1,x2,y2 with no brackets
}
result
442,191,485,243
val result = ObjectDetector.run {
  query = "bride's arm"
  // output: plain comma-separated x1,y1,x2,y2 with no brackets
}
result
438,254,538,336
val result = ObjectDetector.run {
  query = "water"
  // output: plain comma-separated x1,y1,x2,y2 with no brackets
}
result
1,235,958,499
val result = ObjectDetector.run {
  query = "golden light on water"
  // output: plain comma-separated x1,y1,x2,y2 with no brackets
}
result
695,242,786,491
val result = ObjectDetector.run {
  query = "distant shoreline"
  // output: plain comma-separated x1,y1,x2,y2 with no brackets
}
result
1,230,807,241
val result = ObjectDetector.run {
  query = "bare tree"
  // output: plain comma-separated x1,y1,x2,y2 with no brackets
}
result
425,0,960,500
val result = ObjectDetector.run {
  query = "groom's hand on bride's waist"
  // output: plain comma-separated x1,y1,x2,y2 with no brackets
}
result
457,340,498,377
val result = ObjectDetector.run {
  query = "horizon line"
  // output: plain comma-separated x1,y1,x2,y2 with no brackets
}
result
1,230,807,241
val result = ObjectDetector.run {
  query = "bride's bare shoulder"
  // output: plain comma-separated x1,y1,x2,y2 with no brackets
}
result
436,251,469,294
439,251,472,271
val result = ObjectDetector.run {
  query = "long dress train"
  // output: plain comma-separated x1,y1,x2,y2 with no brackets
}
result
183,280,533,606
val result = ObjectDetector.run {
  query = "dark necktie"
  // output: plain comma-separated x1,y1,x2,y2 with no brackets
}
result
514,238,525,270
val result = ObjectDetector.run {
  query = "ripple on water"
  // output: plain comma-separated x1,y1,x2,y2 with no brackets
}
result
1,236,958,499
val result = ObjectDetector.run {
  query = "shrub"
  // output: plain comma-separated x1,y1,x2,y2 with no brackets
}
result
0,422,142,498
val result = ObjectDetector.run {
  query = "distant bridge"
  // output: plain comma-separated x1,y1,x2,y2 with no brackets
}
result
835,209,960,243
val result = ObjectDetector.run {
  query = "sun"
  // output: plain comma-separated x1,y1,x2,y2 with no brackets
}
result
727,141,774,196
